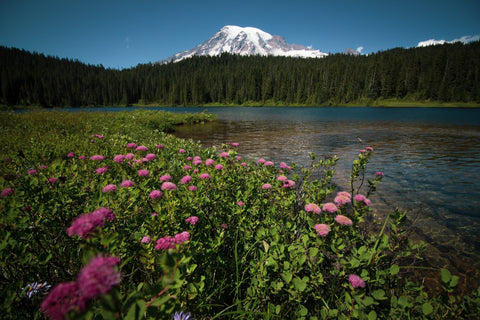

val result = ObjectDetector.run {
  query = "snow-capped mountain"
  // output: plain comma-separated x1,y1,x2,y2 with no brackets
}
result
161,25,328,63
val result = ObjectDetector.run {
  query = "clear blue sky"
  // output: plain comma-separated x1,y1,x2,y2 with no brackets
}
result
1,0,479,69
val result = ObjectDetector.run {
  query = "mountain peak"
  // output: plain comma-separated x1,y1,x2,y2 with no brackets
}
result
161,25,327,63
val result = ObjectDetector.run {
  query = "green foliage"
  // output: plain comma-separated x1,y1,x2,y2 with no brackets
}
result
1,41,480,108
0,111,479,319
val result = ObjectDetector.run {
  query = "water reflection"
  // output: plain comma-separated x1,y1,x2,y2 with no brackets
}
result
173,107,480,289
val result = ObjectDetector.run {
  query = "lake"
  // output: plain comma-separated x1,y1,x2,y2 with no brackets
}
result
169,106,480,290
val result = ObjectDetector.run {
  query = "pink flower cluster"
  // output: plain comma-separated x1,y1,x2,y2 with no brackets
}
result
185,216,199,225
154,231,190,250
305,203,321,214
66,208,115,239
348,274,365,288
1,188,13,197
334,191,351,206
354,194,371,206
314,223,330,237
41,255,121,320
335,214,353,226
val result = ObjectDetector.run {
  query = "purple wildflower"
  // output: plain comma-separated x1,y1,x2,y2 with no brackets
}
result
40,282,86,320
102,184,117,193
127,143,137,148
199,173,210,179
113,155,125,163
141,236,151,244
173,310,193,320
215,164,224,170
348,274,365,288
138,169,150,177
125,153,135,160
67,152,75,158
161,182,177,191
28,169,37,175
185,216,199,225
120,180,134,187
48,177,58,184
174,231,190,244
136,145,148,152
96,166,109,175
160,175,172,182
149,190,163,199
66,208,115,239
180,175,192,184
90,155,106,161
145,153,157,161
189,186,197,191
1,188,14,197
77,255,121,300
154,236,176,250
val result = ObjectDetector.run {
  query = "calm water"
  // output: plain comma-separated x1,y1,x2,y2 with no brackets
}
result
169,106,480,288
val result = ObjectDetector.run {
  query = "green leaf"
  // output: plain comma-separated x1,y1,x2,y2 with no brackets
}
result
292,277,307,292
125,300,147,320
367,310,377,320
390,264,400,276
282,272,293,284
372,289,386,300
422,302,433,315
441,268,452,284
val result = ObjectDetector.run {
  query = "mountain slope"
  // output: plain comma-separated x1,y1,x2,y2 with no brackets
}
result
161,25,328,63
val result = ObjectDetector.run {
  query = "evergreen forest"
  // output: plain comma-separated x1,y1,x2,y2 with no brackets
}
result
1,41,479,108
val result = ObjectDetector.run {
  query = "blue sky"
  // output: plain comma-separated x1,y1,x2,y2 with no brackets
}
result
1,0,479,69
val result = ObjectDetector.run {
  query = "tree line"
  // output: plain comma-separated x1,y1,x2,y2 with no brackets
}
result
1,41,479,107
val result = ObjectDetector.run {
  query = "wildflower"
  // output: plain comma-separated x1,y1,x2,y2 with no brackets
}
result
184,165,192,170
161,182,177,191
145,153,157,161
240,162,247,166
365,147,374,152
179,149,186,153
276,175,287,182
127,143,137,148
48,177,58,184
28,169,37,175
199,173,210,179
205,159,215,166
282,180,295,188
185,216,199,225
22,281,52,299
220,152,230,158
348,274,365,288
1,188,14,197
155,236,176,250
138,169,150,176
280,162,291,170
354,194,371,206
314,224,330,237
156,144,164,149
77,255,121,300
125,153,135,160
40,165,48,170
113,154,125,163
236,156,242,161
335,214,353,226
265,161,274,166
335,191,352,206
237,201,244,206
160,174,172,182
174,231,190,244
141,236,151,244
231,142,239,147
136,145,148,151
78,155,87,160
40,282,86,320
262,183,272,190
359,150,366,154
375,171,384,178
322,202,338,213
257,158,266,164
102,184,117,193
92,134,104,139
181,175,192,184
189,186,197,191
90,155,106,161
96,166,109,175
215,164,224,170
67,208,115,239
149,190,162,199
173,311,193,320
305,203,321,214
192,159,202,165
221,223,228,229
67,152,75,158
120,180,134,187
187,157,192,161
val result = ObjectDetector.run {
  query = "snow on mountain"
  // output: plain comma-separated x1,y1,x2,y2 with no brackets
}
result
161,25,328,63
417,35,479,47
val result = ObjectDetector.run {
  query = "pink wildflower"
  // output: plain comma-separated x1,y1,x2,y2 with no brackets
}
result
335,214,353,226
322,202,338,213
280,162,291,170
189,185,197,191
161,182,177,191
78,155,87,160
179,149,186,153
113,154,125,163
136,145,148,151
220,152,230,158
141,236,151,244
160,174,172,182
221,223,228,229
174,231,190,244
237,201,244,206
96,166,109,175
120,180,134,187
154,236,176,250
375,171,384,178
67,208,115,239
282,180,295,188
127,143,137,148
181,175,192,184
365,147,374,152
231,142,239,147
205,159,215,166
184,165,192,170
262,183,272,190
90,155,106,161
240,162,247,166
149,190,162,199
92,134,104,139
354,194,371,206
48,177,58,184
314,224,330,237
1,188,13,197
138,169,149,176
185,216,199,225
335,191,352,206
40,165,48,170
125,153,135,160
28,169,37,175
305,203,321,214
265,161,274,166
102,184,117,193
215,164,224,170
257,158,266,164
348,274,365,288
156,144,164,149
40,282,86,320
277,175,287,182
67,152,75,158
199,173,210,179
192,159,202,165
77,255,121,300
145,153,156,161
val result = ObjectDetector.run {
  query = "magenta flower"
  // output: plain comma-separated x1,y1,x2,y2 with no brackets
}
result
265,161,274,166
282,180,295,188
90,155,106,161
92,134,104,139
96,166,109,175
156,144,164,149
66,208,115,239
102,184,117,193
189,185,197,191
125,153,135,160
205,159,215,166
136,145,148,151
120,179,134,187
179,149,186,154
48,177,58,184
231,142,239,147
192,159,202,165
348,274,365,288
138,169,149,176
237,201,244,206
160,174,172,182
365,147,374,152
322,202,338,213
280,162,291,170
127,143,137,148
215,164,224,170
145,153,157,161
185,216,199,225
220,152,230,158
113,154,125,163
354,194,372,206
314,224,330,237
335,214,353,226
183,165,192,170
77,255,121,300
305,203,321,214
149,190,162,199
154,236,176,250
28,169,37,175
181,175,192,184
67,152,75,158
375,171,384,178
335,191,352,206
221,223,228,229
78,155,87,160
199,173,210,179
161,182,177,191
1,188,13,197
40,282,86,320
141,236,151,244
262,183,272,190
175,231,190,244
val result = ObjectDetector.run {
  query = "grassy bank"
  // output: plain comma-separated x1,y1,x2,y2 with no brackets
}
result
1,110,479,319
